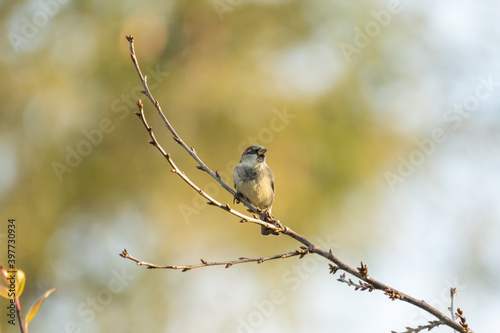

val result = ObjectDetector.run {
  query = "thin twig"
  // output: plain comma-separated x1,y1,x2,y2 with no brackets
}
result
449,287,459,323
337,272,375,292
455,308,469,331
391,320,444,333
123,35,473,333
125,35,258,214
15,296,26,333
119,248,309,270
134,99,279,233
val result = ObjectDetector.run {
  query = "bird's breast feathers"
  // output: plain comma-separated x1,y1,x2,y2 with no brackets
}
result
234,164,274,209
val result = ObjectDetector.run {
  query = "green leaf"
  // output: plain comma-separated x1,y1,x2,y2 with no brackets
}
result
26,288,59,324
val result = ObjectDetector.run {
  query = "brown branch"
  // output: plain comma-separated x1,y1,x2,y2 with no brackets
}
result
133,99,279,233
122,35,473,333
125,35,258,214
119,248,309,270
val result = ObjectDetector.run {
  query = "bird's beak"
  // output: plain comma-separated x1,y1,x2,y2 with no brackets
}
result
258,148,267,156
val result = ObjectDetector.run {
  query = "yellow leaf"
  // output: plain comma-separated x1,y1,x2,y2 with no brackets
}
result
15,270,25,297
0,269,25,299
26,288,59,324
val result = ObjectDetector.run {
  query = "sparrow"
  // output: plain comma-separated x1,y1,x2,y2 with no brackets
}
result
233,145,279,236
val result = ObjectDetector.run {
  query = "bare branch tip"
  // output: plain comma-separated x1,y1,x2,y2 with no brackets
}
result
357,261,368,276
328,264,339,275
125,35,134,42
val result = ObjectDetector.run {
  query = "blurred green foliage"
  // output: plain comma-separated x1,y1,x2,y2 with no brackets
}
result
0,1,419,331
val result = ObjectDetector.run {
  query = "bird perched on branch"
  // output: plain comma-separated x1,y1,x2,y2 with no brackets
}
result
233,145,278,236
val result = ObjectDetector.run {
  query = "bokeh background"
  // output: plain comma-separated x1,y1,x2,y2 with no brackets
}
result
1,0,499,332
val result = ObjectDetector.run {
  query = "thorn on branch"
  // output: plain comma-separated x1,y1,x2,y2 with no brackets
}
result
148,140,155,145
455,308,469,331
206,202,217,206
215,171,221,179
240,219,247,223
170,169,176,173
200,259,207,264
225,264,232,269
173,136,181,143
329,264,339,275
357,261,368,277
225,204,231,211
182,268,190,272
196,165,203,170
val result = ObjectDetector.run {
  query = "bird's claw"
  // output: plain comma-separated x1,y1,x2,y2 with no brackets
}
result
260,209,274,222
233,192,243,204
